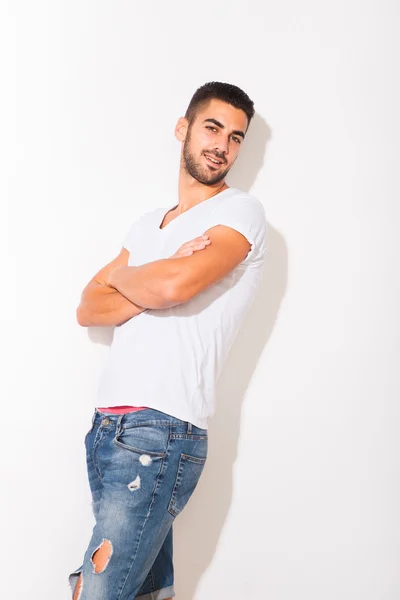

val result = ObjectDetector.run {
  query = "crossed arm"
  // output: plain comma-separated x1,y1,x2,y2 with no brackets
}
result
76,225,251,327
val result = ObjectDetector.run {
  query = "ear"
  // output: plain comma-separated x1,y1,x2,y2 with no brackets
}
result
175,117,188,142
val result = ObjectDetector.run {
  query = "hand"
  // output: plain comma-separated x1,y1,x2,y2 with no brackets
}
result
106,265,125,288
171,235,211,259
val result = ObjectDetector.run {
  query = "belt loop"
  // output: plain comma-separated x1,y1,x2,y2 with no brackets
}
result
187,422,192,435
116,414,124,435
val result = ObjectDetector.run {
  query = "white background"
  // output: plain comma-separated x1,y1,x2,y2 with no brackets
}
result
1,1,399,599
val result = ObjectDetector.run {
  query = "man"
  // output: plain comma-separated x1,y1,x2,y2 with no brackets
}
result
70,82,267,600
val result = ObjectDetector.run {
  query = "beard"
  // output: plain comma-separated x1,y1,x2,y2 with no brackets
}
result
182,128,231,185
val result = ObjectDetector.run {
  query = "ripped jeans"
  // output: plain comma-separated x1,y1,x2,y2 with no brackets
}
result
69,408,208,600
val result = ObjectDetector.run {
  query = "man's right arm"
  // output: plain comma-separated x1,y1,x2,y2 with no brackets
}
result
76,248,146,327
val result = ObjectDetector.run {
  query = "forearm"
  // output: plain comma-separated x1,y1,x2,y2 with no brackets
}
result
108,260,182,309
76,281,146,327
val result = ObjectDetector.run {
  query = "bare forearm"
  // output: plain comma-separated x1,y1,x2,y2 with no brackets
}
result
108,260,182,309
76,282,146,327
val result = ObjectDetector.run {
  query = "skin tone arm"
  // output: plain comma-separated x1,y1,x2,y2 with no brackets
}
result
76,248,145,327
76,235,211,327
108,225,251,308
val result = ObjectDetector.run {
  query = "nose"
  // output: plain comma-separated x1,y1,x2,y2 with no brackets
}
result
215,135,230,156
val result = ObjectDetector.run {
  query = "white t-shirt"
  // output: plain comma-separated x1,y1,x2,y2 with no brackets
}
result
97,187,267,429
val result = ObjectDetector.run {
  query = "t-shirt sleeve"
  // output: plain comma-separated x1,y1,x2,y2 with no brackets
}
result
122,216,142,253
204,194,267,265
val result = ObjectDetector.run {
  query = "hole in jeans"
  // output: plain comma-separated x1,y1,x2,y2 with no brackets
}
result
90,539,113,574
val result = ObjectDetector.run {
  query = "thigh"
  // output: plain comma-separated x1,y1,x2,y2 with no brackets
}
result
71,415,175,600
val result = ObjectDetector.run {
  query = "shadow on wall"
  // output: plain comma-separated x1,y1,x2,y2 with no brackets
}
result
228,112,272,193
173,223,287,598
87,113,288,598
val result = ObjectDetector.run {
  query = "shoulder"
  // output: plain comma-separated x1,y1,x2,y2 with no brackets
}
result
211,187,266,218
208,188,267,232
205,188,267,265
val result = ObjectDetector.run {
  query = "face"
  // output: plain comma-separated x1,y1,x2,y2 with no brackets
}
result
177,99,248,186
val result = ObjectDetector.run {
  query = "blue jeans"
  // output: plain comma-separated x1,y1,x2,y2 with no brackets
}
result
69,408,208,599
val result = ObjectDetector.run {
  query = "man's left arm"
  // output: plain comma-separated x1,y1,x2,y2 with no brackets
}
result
107,225,251,309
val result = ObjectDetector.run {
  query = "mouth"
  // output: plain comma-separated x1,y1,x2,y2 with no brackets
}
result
203,153,225,168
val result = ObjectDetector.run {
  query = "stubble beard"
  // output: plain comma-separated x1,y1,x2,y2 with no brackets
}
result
182,129,231,186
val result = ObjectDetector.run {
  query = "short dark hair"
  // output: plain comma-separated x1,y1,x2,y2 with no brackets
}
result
185,81,255,128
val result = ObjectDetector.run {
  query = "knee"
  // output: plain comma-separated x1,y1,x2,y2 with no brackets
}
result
73,539,113,599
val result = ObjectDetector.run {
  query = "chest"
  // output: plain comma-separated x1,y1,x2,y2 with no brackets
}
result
127,206,214,266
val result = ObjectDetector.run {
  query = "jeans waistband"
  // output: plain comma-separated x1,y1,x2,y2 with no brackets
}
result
90,407,205,436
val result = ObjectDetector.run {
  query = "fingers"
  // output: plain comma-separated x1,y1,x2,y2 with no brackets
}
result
184,235,211,251
172,235,211,259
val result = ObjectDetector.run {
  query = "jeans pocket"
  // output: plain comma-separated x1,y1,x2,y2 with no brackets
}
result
113,423,169,457
168,453,207,518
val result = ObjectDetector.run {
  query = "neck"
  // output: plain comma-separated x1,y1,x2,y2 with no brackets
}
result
177,163,229,213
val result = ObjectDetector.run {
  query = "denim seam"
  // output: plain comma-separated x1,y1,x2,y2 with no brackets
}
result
93,430,111,480
167,453,206,518
181,453,207,464
168,454,184,518
170,433,208,441
122,420,182,428
113,437,166,458
149,567,156,593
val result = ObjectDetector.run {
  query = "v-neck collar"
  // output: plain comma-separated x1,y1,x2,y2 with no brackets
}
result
158,187,234,231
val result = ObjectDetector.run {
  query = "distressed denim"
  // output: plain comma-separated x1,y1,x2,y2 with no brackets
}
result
69,408,208,600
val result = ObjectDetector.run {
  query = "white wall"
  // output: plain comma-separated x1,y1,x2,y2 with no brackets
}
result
2,1,399,598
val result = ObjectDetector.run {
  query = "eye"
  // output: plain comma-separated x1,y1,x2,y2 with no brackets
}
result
206,125,218,132
231,135,241,144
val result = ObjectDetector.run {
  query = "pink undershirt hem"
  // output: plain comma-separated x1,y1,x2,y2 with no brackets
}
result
97,406,148,414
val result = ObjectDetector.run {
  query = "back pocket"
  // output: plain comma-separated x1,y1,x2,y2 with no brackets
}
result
168,454,207,518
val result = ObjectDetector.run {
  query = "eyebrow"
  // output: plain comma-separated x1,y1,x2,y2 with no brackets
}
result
203,118,245,139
